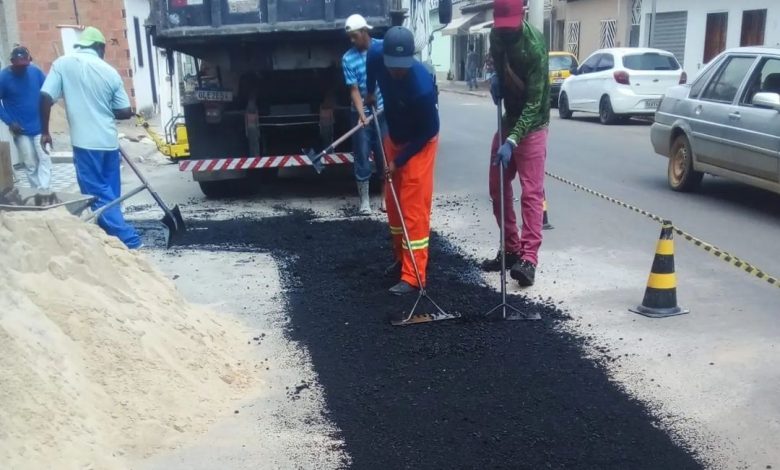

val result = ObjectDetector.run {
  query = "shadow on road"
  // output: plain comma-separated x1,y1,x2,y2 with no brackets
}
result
171,212,704,470
564,116,653,127
639,173,780,221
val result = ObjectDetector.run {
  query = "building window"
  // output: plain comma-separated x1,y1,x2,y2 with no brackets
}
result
630,0,642,47
133,17,144,68
600,19,617,48
566,21,581,59
704,12,728,64
741,9,767,47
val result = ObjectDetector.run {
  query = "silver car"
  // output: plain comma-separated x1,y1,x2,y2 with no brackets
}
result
651,47,780,194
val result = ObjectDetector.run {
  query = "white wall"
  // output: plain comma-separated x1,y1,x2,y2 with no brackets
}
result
124,0,156,113
640,0,780,79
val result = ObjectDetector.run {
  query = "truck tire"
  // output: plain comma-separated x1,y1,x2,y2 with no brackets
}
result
668,134,703,192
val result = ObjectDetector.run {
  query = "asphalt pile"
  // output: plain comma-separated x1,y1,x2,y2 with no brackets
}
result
175,212,703,469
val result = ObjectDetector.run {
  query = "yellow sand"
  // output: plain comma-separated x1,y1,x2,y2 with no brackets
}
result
0,209,254,469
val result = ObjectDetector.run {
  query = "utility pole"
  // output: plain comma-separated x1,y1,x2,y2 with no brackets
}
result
529,0,545,33
649,0,657,47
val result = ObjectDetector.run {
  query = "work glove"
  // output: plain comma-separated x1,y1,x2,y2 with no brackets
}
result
492,139,516,168
490,75,502,105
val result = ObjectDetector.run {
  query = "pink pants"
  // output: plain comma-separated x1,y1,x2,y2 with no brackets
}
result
489,128,548,266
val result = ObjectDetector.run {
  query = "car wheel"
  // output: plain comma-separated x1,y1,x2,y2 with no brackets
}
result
558,92,573,119
599,96,619,125
668,134,703,192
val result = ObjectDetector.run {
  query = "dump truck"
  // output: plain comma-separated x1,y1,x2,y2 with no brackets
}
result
147,0,452,197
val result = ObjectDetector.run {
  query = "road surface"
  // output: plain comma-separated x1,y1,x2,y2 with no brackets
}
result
123,91,779,469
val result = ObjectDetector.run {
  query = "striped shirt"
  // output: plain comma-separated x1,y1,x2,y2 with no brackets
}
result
342,38,384,115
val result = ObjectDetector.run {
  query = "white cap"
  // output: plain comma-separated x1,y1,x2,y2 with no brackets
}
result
345,14,372,33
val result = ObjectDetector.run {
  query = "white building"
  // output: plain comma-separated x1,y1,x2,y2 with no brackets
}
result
639,0,780,79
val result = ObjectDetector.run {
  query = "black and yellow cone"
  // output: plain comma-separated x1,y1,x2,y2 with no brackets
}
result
630,221,690,318
542,198,554,230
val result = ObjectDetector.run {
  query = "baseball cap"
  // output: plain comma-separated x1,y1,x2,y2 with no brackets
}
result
494,0,524,29
75,26,107,47
383,26,415,69
345,14,372,33
10,46,31,65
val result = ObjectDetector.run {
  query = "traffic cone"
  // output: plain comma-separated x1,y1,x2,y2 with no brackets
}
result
630,221,689,318
542,198,554,230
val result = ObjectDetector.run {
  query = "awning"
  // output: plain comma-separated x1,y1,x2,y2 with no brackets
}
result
441,12,479,36
469,20,493,34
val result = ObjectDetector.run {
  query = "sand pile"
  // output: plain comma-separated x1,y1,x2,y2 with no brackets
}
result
0,210,254,469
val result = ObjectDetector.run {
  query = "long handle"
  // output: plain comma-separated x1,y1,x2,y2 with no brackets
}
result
118,146,174,216
83,184,147,222
313,110,383,162
496,99,508,315
372,106,425,291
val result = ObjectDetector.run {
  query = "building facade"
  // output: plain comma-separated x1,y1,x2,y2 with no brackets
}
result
3,0,158,113
639,0,780,78
561,0,640,61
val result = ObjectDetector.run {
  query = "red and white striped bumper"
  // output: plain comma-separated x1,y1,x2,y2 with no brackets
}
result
179,154,354,172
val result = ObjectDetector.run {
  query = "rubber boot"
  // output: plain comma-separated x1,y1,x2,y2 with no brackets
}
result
357,180,371,215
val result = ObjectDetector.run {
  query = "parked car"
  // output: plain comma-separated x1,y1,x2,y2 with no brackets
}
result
558,48,687,124
548,51,578,108
651,47,780,194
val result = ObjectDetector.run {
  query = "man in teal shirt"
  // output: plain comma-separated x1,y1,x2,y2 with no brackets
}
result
40,27,140,249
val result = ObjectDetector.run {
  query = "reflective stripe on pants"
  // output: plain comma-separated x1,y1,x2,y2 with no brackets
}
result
384,136,438,288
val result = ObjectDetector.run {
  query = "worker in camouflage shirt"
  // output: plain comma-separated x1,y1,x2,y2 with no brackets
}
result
481,0,550,287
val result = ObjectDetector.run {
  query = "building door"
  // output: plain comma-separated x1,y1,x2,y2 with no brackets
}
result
740,9,767,47
704,12,728,64
629,0,642,47
649,11,687,66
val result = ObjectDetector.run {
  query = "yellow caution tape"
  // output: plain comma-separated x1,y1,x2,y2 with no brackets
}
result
545,171,780,289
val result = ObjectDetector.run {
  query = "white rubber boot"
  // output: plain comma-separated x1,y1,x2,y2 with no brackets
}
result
357,181,371,215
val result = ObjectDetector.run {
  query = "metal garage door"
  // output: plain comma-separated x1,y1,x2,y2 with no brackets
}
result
649,11,688,66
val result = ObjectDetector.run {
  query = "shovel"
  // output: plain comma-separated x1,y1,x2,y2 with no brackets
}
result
304,111,382,174
84,146,185,248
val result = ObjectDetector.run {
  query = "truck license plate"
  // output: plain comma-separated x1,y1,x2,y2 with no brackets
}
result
228,0,258,14
195,90,233,102
645,99,661,109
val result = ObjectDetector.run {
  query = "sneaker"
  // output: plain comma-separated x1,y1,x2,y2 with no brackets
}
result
481,251,520,272
389,280,418,296
510,260,536,287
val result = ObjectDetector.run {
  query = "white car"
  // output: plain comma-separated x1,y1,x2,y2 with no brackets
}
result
558,48,687,124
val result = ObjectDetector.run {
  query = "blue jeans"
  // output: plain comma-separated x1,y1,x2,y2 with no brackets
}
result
352,111,388,182
73,147,142,249
467,69,479,89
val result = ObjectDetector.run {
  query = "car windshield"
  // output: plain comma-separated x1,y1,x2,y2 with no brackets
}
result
549,55,575,71
623,53,680,71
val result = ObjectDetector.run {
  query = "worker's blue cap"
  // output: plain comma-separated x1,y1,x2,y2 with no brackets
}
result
383,26,415,69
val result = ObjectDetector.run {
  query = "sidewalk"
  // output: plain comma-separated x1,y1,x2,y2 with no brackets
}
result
438,80,490,98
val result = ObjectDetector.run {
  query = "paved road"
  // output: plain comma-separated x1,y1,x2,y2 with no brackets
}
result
434,92,779,468
126,92,780,468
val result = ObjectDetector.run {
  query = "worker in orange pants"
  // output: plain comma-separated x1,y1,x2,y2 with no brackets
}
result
384,136,438,291
366,26,440,295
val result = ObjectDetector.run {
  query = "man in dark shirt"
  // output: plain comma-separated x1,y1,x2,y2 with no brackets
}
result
0,47,50,189
367,26,440,296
